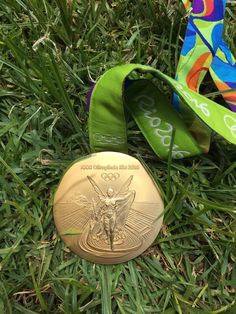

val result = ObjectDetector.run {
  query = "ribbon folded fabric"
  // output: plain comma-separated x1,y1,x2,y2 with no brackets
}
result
88,65,236,159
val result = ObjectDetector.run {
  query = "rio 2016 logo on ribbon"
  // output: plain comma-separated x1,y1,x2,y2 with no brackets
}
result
135,94,191,159
176,82,236,141
224,115,236,138
175,83,211,118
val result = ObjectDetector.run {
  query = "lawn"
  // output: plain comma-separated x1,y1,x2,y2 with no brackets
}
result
0,0,236,313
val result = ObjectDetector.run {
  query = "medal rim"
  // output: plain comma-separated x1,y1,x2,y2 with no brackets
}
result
53,151,164,264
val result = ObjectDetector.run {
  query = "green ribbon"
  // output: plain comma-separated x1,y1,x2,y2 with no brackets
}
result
88,64,236,159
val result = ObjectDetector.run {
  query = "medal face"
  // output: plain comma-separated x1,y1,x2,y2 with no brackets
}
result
54,152,164,264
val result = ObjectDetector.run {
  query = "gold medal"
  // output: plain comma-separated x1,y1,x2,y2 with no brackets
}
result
53,152,163,264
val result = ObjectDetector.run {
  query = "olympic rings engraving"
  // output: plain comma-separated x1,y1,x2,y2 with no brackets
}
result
101,173,120,181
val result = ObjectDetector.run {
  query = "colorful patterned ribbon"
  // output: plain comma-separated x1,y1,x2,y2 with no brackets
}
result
176,0,236,112
87,1,236,159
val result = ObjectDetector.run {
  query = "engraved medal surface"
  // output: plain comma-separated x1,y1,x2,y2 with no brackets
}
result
54,152,164,264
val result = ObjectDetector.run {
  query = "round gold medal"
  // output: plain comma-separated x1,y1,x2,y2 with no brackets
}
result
53,152,163,264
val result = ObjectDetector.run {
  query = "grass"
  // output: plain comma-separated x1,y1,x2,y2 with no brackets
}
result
0,0,236,313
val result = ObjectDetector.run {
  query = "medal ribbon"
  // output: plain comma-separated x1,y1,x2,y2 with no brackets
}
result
87,1,236,160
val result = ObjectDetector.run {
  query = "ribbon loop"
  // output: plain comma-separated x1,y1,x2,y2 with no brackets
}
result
89,65,236,159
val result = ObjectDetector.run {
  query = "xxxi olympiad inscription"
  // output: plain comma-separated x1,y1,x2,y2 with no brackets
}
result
81,164,140,170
